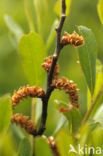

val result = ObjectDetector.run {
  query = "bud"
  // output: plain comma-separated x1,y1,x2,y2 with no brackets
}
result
42,56,59,79
61,31,84,47
42,135,60,156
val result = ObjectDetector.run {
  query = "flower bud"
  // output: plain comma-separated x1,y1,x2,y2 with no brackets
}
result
61,31,84,47
42,56,59,79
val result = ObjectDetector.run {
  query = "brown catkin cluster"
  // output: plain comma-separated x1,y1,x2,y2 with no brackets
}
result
52,77,79,109
11,114,36,135
42,136,60,156
11,86,45,108
61,31,84,47
42,56,59,79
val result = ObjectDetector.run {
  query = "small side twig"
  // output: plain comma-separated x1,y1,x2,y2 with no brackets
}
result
37,0,66,136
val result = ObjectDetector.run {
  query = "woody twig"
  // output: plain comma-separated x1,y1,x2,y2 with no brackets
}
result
37,0,66,136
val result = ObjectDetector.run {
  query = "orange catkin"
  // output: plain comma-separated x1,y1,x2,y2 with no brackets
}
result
52,78,79,109
42,136,60,156
61,31,84,47
11,86,45,108
42,56,59,79
11,114,36,135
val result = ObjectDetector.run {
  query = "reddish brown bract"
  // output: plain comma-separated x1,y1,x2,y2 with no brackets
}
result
61,31,84,47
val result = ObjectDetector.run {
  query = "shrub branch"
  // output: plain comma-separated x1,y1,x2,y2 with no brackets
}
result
11,0,83,137
37,0,66,136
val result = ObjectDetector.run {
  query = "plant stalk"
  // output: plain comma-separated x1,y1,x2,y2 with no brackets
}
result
81,85,103,126
30,98,37,151
36,0,66,136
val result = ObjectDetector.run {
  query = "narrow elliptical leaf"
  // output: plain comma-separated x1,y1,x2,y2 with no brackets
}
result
19,32,47,86
35,137,53,156
4,15,24,42
97,0,103,24
0,94,12,134
18,138,32,156
78,26,97,95
87,60,103,116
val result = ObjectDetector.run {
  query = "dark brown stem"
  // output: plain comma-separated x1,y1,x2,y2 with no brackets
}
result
47,0,66,87
34,0,66,136
37,87,54,135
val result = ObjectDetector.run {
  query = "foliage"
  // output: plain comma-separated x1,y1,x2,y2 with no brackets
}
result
0,94,11,134
97,0,103,24
18,138,32,156
19,32,47,86
78,26,97,95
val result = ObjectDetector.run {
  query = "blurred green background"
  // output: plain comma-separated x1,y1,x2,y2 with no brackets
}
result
0,0,103,155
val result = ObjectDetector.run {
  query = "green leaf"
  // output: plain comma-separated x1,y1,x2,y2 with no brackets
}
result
18,138,32,156
63,107,82,133
94,104,103,124
4,15,24,42
8,33,18,49
54,100,81,133
0,134,16,156
0,94,12,134
54,0,71,18
54,99,69,110
19,32,47,86
91,126,103,148
24,0,35,32
56,130,77,156
79,124,102,154
79,124,90,145
53,116,67,135
87,60,103,116
11,124,25,139
35,137,53,156
97,0,103,24
35,99,42,124
78,26,97,95
34,0,48,34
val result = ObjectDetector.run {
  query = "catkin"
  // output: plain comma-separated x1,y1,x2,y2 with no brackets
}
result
11,86,45,108
52,78,79,109
11,114,36,135
42,56,59,79
42,136,60,156
61,31,84,47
